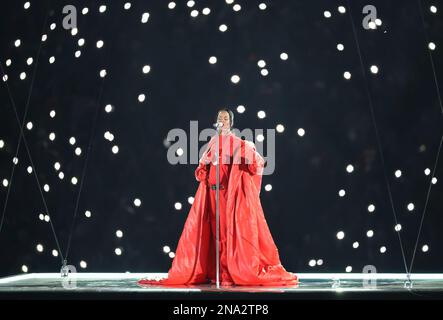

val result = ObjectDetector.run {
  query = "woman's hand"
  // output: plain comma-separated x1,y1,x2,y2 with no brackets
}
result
195,162,209,182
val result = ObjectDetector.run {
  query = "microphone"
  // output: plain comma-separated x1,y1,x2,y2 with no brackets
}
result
213,122,223,128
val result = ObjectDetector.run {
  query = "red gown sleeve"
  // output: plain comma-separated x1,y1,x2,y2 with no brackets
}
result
195,162,209,182
245,142,265,175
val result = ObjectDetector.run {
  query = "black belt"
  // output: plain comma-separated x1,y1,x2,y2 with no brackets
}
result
210,184,225,190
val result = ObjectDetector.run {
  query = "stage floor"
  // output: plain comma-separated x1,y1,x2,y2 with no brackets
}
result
1,272,443,299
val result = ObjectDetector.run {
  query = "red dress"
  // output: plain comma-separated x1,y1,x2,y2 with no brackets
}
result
138,132,298,286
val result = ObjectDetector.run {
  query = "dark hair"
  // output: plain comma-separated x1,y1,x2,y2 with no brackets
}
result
216,108,234,128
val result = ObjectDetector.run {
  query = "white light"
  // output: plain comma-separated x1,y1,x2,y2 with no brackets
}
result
2,75,7,82
343,71,351,80
209,56,217,64
44,215,50,222
175,202,182,210
71,28,78,36
99,69,107,78
231,74,240,84
395,224,402,232
280,52,288,60
0,140,4,148
78,38,85,46
424,168,431,176
39,214,44,220
346,164,354,173
190,10,199,17
24,2,30,9
105,104,113,113
336,231,345,240
430,6,437,13
237,105,245,113
26,122,33,130
366,230,374,238
49,132,55,141
219,24,228,32
368,21,376,29
142,65,151,74
337,43,344,51
71,177,78,185
259,3,267,10
52,250,58,257
187,0,195,7
96,40,104,48
257,110,266,119
338,189,346,197
256,134,265,142
82,7,89,15
297,128,305,136
394,169,402,178
69,137,76,145
13,157,18,165
368,204,375,213
176,148,184,156
370,65,379,74
49,110,56,118
2,179,8,187
36,244,44,252
338,6,346,14
276,124,285,133
6,59,11,66
27,166,33,174
138,94,146,102
41,34,47,42
134,198,141,207
422,245,429,252
352,241,359,249
49,56,55,64
112,145,119,154
22,265,28,273
20,72,27,80
124,3,131,10
324,11,332,18
115,248,122,256
50,23,56,30
188,196,194,204
308,259,316,267
116,230,123,238
260,69,269,76
168,252,175,258
75,50,81,58
141,12,150,23
27,57,33,65
407,203,415,211
85,210,91,218
375,19,382,26
432,177,437,184
428,42,436,50
233,4,241,12
226,0,234,4
168,2,176,10
44,184,50,192
317,259,324,266
163,246,171,253
202,8,211,15
54,162,61,171
79,261,87,269
380,246,386,253
15,39,21,47
75,147,82,156
257,60,266,68
264,184,272,191
346,266,352,273
99,5,107,13
58,172,64,179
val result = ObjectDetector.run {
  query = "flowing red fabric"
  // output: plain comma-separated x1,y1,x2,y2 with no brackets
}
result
138,132,298,286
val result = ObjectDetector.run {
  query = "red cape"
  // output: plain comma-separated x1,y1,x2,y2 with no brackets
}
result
139,133,298,286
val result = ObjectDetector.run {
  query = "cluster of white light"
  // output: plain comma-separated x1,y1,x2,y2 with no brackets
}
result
352,241,359,249
370,65,379,74
80,261,87,269
343,71,351,80
366,230,374,238
336,231,345,240
280,52,288,61
346,164,354,173
104,131,115,141
338,189,346,197
367,204,375,213
141,12,150,23
236,105,245,113
380,246,387,253
116,230,123,238
337,43,344,51
230,74,240,84
219,24,228,32
297,128,305,136
338,6,346,14
85,210,92,218
394,224,402,232
276,124,284,133
188,196,194,204
407,203,414,211
395,169,402,178
345,266,352,272
259,3,267,10
209,56,217,64
264,184,272,191
138,94,146,103
257,110,266,119
134,198,142,207
163,245,171,253
174,202,182,210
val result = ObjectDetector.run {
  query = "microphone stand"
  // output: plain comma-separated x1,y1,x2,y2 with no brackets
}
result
215,126,220,289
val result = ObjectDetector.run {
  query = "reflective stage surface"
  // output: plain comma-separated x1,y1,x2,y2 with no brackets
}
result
1,273,443,299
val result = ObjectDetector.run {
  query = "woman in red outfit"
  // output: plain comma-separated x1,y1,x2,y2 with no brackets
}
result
138,109,298,286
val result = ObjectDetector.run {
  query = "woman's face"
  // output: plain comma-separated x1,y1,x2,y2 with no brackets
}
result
217,111,231,130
